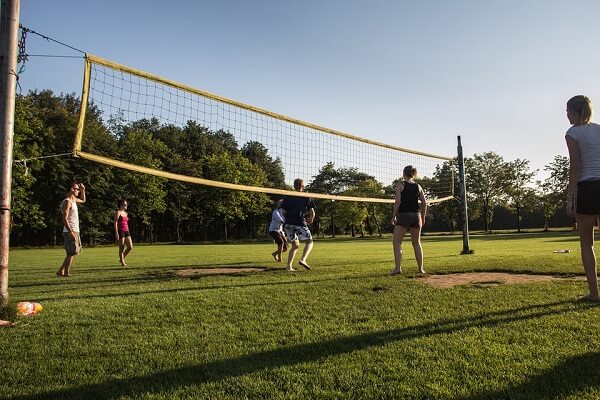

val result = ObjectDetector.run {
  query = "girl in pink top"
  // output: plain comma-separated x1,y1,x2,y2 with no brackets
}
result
114,198,133,266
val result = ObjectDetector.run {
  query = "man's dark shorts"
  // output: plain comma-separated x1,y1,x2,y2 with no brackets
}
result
63,232,82,256
577,180,600,215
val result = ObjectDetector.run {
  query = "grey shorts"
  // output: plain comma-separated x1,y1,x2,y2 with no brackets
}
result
284,224,313,242
63,232,82,256
395,212,421,228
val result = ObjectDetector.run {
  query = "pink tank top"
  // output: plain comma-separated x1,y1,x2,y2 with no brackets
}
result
117,214,129,231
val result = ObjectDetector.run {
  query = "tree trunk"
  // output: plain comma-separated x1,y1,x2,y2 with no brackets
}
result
483,199,489,232
516,201,521,233
330,204,335,238
372,207,382,237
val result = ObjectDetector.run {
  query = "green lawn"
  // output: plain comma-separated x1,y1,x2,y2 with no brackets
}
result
2,231,600,399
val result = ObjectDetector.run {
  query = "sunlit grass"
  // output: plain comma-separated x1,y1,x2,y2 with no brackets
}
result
2,231,599,399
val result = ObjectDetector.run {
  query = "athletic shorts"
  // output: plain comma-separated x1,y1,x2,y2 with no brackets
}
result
118,230,131,240
395,212,421,228
269,230,287,246
576,180,600,215
284,224,313,242
63,232,81,256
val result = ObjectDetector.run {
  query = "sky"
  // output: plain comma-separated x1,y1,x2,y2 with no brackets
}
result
13,0,600,181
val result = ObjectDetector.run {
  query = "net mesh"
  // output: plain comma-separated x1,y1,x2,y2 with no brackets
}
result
76,54,455,203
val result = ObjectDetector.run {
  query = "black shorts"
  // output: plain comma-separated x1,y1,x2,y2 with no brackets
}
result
269,231,286,245
395,212,421,228
118,230,131,240
576,180,600,215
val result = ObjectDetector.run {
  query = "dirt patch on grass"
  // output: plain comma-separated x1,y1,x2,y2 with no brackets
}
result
174,266,268,277
416,272,584,289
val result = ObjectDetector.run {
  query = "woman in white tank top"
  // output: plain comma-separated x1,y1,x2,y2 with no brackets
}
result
565,95,600,302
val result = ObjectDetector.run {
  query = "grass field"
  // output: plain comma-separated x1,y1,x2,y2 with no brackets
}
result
1,231,600,399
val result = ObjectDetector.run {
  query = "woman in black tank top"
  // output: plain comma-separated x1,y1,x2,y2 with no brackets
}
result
390,165,428,275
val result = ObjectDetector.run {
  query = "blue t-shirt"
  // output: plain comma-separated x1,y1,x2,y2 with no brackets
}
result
281,195,315,227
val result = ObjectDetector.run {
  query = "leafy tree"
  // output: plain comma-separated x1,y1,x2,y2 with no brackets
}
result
419,160,460,232
12,95,46,242
201,152,270,239
505,158,537,232
241,141,286,188
536,155,570,231
543,155,569,209
465,152,509,232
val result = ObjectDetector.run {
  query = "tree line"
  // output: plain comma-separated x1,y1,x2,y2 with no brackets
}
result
10,91,571,246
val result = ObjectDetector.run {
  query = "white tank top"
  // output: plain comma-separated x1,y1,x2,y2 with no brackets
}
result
62,198,80,233
566,123,600,181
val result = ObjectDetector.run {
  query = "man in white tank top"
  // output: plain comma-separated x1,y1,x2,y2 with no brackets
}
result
56,182,86,277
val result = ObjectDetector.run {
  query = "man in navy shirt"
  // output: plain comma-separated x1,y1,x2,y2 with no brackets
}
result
281,178,316,271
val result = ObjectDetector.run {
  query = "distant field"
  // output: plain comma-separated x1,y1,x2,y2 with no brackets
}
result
2,232,600,400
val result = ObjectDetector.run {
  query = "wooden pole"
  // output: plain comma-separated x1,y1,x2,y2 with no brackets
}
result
0,0,20,304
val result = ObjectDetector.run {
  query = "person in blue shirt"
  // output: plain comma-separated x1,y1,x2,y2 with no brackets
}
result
281,178,316,271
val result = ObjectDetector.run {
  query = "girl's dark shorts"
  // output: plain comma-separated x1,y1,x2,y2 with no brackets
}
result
118,230,131,240
269,230,286,245
395,212,421,228
577,180,600,215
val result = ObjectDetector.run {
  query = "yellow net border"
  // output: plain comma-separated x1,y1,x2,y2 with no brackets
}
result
73,53,454,205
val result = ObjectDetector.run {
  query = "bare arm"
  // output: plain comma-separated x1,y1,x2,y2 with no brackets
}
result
565,135,580,216
418,184,428,225
391,182,404,225
307,208,315,224
75,183,86,204
114,211,120,240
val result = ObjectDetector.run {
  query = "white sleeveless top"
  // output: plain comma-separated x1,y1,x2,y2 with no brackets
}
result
566,122,600,181
62,198,80,233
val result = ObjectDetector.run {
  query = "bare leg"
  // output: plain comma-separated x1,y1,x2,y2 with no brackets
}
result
577,214,599,301
299,240,313,269
57,255,74,277
392,225,408,275
118,238,126,265
272,242,283,262
122,237,133,265
410,226,424,273
286,241,300,271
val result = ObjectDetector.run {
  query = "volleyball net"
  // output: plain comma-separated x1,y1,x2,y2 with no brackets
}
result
73,54,456,204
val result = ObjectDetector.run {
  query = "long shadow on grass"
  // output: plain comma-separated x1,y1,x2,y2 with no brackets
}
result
458,352,600,400
11,299,597,400
29,272,389,302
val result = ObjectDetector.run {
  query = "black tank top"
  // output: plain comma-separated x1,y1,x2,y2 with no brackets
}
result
398,181,420,213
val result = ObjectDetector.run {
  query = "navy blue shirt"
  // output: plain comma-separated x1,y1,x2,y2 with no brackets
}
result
281,195,315,227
